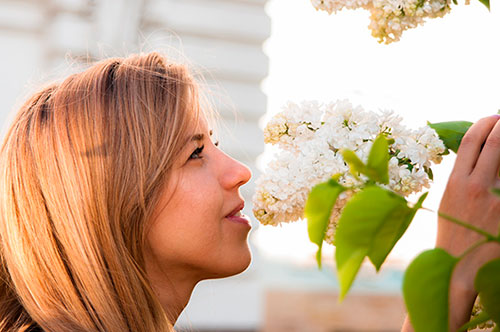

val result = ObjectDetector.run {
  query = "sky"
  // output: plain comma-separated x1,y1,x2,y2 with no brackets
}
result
253,0,500,267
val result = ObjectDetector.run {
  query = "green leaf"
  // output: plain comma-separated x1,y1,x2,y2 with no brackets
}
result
475,258,500,326
341,135,390,184
491,188,500,197
403,248,459,332
458,310,491,332
335,187,427,300
369,191,427,270
477,0,490,10
337,247,367,297
305,178,345,268
366,135,390,184
428,121,473,153
341,149,366,179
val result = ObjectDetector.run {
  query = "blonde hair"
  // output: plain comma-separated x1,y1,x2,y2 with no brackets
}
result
0,52,202,331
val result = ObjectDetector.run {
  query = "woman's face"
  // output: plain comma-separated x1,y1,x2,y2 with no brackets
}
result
145,120,253,283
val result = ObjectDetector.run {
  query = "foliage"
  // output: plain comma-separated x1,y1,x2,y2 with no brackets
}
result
428,121,472,154
335,186,426,299
305,177,345,267
403,249,458,332
475,259,500,326
305,121,499,331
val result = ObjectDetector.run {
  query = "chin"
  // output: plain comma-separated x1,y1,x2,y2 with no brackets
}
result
208,247,252,280
233,248,252,274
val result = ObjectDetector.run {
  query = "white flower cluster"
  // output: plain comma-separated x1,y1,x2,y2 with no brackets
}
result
311,0,452,44
471,297,496,330
253,99,445,244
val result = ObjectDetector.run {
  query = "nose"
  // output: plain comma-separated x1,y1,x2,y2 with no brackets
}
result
219,152,252,190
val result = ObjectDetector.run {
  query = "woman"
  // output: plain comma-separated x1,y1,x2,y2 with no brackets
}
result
0,52,497,331
0,52,252,331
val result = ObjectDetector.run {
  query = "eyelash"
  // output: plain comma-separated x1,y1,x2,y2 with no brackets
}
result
188,139,219,161
189,145,205,160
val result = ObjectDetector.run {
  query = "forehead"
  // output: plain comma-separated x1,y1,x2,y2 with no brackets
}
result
176,116,212,156
184,115,209,140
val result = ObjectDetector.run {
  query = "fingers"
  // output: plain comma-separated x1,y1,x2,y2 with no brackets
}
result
473,119,500,183
453,115,500,176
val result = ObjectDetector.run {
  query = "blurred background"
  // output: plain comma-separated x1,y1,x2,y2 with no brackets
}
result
0,0,499,331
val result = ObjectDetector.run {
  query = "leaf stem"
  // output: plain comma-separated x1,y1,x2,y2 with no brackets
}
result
438,212,497,241
419,205,434,213
458,238,489,260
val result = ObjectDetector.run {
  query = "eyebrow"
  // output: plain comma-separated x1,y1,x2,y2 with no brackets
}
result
190,130,213,142
191,133,204,142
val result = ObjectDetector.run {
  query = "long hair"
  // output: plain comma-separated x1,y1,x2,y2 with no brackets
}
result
0,52,202,331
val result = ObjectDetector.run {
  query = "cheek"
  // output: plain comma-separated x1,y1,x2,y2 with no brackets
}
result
178,176,223,235
146,175,225,267
145,165,251,280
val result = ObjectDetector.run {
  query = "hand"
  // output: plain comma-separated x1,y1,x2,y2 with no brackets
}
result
436,115,500,331
401,115,500,332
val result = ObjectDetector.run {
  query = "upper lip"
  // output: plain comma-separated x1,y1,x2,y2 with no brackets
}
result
226,201,244,217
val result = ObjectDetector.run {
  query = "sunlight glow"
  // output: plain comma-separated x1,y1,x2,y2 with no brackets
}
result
254,0,500,267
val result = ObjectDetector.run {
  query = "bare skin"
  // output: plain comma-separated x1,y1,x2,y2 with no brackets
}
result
144,123,252,325
402,115,500,331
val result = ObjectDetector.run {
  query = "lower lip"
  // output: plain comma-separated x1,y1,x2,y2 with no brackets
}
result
226,215,252,227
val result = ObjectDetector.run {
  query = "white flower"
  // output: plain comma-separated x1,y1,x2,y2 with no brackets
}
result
264,101,323,152
311,0,453,44
253,99,445,244
311,0,371,13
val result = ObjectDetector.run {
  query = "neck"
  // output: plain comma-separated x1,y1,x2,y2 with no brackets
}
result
146,264,201,326
161,278,198,325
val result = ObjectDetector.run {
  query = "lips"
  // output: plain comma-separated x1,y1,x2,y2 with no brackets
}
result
225,202,251,227
226,202,245,218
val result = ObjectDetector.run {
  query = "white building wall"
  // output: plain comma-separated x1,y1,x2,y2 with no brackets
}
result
0,0,270,330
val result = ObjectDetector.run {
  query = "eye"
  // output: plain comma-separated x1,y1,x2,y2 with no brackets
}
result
189,145,204,160
214,140,219,147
